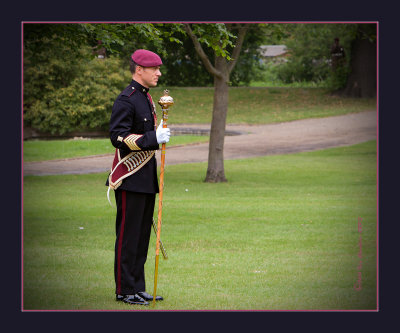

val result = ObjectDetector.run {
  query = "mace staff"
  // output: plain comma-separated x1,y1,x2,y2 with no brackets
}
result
153,89,174,306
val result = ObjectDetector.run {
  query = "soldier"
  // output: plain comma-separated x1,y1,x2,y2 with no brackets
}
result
330,37,346,70
106,49,170,306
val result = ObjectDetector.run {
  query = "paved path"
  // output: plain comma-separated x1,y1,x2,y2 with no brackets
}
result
23,110,377,176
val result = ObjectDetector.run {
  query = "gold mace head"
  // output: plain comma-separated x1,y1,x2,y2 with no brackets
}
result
158,89,174,109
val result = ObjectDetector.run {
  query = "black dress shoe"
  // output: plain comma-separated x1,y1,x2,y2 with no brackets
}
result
117,294,149,306
137,291,164,301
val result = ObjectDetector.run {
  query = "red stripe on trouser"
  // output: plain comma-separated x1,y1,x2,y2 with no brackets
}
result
116,190,126,295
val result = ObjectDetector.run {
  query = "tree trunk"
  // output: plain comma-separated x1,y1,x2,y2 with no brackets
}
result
205,56,229,182
342,25,377,98
182,23,249,183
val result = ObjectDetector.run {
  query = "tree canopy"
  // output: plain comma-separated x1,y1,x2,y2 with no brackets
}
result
23,22,377,136
23,22,270,134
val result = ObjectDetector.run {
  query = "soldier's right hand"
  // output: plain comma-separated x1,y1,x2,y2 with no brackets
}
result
156,120,171,144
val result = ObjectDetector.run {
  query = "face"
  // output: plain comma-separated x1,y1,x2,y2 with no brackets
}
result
135,66,162,88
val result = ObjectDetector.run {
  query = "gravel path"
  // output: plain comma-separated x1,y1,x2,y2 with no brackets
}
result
23,110,377,176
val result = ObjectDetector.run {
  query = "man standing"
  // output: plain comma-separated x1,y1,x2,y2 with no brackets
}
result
106,49,170,306
330,37,346,71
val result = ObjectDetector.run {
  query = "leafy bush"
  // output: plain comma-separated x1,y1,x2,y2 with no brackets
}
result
23,33,87,114
25,54,131,135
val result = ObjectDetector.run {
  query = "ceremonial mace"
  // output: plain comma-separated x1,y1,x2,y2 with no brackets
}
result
153,89,174,306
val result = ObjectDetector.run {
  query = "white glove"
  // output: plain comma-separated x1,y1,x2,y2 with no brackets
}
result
156,120,171,144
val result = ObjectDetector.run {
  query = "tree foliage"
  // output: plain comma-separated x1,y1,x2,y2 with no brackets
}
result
25,49,131,134
272,24,358,89
23,24,89,112
23,23,373,137
151,24,214,87
23,23,168,134
230,24,287,86
154,23,274,87
23,23,269,135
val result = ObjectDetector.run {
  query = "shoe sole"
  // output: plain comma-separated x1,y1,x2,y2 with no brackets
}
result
117,295,163,302
123,301,149,306
116,296,149,306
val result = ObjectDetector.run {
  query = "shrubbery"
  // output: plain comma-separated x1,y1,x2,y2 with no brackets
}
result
24,50,131,135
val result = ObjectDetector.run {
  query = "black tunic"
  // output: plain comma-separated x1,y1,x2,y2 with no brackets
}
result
106,80,160,193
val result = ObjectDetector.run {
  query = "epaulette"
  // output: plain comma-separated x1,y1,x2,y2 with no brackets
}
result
121,85,137,97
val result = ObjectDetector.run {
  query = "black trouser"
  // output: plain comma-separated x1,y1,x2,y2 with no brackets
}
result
114,189,156,295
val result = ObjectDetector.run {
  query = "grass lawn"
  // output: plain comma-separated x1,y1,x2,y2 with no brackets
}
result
22,140,377,311
23,135,209,162
151,87,376,124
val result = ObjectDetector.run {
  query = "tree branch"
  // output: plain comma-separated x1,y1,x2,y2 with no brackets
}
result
227,24,249,74
183,24,223,79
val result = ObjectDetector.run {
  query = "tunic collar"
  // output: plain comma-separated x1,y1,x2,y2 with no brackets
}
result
131,80,149,94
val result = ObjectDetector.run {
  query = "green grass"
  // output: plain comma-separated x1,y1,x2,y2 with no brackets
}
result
152,86,376,124
22,140,377,310
23,135,209,162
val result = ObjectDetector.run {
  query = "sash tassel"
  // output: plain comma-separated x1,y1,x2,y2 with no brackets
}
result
107,148,155,206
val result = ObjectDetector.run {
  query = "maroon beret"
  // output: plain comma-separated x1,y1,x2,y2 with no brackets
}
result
131,49,162,67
